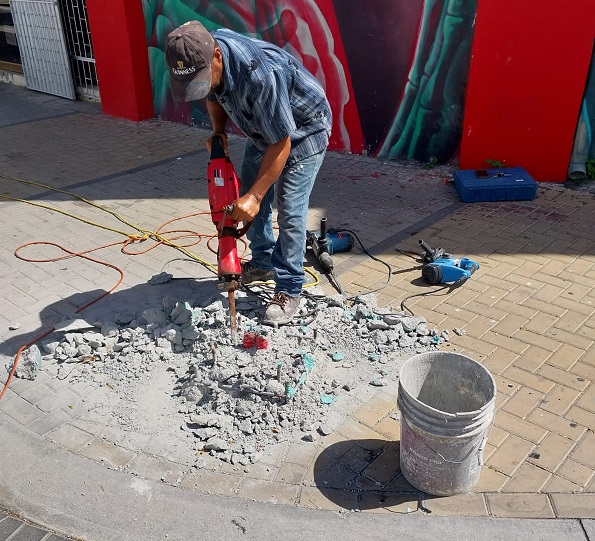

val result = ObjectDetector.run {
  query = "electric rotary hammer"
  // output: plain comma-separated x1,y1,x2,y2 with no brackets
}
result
418,239,480,285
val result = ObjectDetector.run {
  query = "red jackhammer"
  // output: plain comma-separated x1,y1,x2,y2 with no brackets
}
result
207,135,249,343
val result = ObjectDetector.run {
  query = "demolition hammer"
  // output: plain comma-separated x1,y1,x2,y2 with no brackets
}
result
207,135,250,342
418,239,480,285
306,218,353,293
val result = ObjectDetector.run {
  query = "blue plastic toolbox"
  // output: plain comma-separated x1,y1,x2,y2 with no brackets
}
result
453,167,537,203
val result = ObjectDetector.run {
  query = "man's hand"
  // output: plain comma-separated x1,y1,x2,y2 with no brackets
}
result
231,193,261,222
206,132,228,153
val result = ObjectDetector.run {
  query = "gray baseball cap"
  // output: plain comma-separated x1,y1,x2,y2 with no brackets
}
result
165,21,215,101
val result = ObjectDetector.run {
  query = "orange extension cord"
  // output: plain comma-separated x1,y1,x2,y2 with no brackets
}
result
0,211,248,401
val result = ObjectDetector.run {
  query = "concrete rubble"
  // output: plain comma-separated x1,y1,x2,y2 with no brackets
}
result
25,286,451,465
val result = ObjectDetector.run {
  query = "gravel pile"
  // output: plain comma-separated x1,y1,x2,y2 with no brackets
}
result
19,287,450,465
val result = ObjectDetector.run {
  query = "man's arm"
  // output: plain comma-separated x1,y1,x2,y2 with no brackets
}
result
206,96,229,151
231,135,291,223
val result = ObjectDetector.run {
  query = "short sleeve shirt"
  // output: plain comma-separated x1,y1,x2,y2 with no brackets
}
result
212,29,332,165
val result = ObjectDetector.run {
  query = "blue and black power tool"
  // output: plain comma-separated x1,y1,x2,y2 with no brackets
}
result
306,218,354,293
418,239,480,285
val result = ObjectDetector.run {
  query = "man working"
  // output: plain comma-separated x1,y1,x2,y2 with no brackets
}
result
165,21,332,326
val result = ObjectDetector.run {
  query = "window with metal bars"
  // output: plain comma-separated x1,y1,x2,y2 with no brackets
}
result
59,0,100,100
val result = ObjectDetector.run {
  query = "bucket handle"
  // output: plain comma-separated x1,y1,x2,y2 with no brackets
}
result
415,420,494,465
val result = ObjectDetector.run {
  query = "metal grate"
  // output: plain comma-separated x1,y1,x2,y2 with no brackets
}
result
10,0,76,99
59,0,99,101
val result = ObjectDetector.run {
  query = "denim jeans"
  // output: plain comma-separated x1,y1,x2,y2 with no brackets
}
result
240,141,326,297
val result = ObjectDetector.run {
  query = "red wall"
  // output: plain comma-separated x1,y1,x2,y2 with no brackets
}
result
459,1,595,182
86,0,154,121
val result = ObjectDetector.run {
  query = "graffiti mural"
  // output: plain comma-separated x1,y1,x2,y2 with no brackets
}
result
569,47,595,179
142,0,478,162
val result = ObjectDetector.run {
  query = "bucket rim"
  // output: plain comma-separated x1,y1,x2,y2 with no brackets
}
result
398,384,496,419
398,351,497,419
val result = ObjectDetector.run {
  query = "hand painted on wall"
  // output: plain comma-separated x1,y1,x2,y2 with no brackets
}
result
142,0,478,162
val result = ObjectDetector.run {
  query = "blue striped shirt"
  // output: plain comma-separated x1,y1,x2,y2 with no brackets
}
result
212,29,332,165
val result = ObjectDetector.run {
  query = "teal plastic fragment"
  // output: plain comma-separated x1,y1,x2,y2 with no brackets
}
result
285,381,297,400
368,352,380,362
331,351,344,362
320,395,337,405
301,353,315,372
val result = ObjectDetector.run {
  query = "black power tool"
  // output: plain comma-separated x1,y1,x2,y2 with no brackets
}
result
306,218,353,293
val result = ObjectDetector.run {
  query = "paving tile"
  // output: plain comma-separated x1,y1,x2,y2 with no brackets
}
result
486,493,554,518
569,430,595,469
372,416,400,440
551,493,595,518
540,384,581,416
538,364,590,391
485,432,536,476
544,475,582,493
565,406,595,430
126,454,187,485
298,485,358,510
547,344,585,370
482,348,518,375
527,432,575,473
77,437,135,469
422,493,488,516
26,408,72,436
577,383,595,413
0,396,44,426
512,346,551,373
237,478,299,505
358,491,421,514
8,523,47,541
501,461,551,492
275,462,307,485
0,517,21,540
244,461,279,481
284,442,318,468
503,366,556,394
337,418,387,448
474,466,509,492
526,407,587,439
494,410,548,443
361,443,400,485
481,331,529,355
571,361,595,382
502,387,544,418
352,393,396,427
556,459,594,487
491,314,529,337
180,469,241,496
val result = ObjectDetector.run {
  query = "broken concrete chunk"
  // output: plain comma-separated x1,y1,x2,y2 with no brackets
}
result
100,322,119,338
367,320,389,331
204,437,229,452
12,344,41,380
148,272,173,285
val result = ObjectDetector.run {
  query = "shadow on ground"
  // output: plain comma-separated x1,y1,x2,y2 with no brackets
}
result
0,276,235,364
313,438,431,513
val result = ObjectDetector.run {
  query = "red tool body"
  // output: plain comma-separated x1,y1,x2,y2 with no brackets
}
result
207,135,243,341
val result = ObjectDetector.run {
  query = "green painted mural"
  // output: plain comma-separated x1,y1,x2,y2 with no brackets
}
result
142,0,478,162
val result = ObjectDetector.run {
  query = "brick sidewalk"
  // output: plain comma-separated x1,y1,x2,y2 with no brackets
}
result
1,85,594,523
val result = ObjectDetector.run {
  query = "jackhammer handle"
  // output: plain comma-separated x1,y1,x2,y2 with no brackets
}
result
320,217,328,240
418,239,434,257
210,134,227,159
319,252,334,273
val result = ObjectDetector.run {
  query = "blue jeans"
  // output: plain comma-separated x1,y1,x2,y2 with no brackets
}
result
240,141,326,297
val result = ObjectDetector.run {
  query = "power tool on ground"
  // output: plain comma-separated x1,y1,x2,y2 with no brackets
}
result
418,239,480,285
207,135,249,342
306,218,353,294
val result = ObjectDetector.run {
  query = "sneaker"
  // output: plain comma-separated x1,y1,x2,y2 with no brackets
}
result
240,261,275,284
262,292,301,326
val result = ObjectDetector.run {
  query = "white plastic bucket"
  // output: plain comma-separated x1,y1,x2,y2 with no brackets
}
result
397,351,496,496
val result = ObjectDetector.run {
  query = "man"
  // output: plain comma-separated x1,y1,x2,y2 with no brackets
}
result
165,21,332,325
